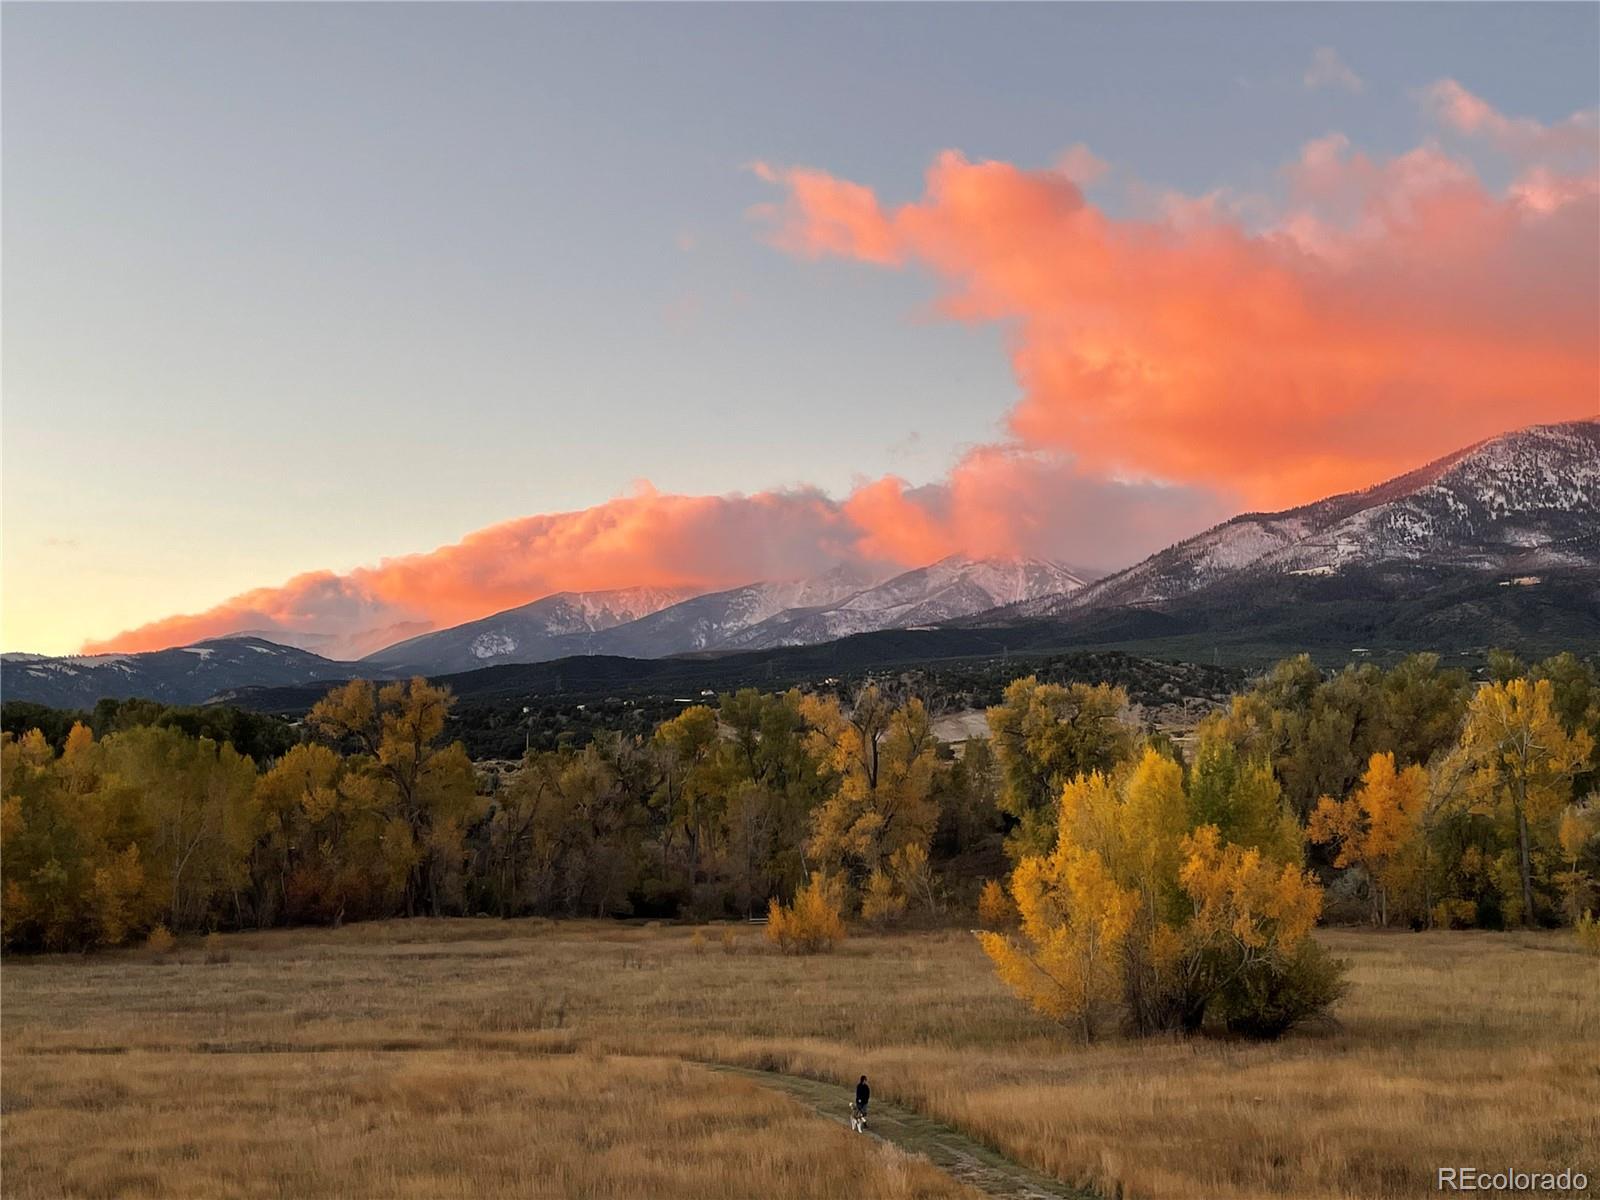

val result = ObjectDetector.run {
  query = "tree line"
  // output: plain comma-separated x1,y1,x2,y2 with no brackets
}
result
3,652,1596,970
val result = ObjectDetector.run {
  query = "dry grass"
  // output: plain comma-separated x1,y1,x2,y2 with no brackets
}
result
4,921,1597,1199
1,1049,958,1200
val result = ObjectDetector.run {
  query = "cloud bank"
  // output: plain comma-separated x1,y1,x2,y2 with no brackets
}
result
85,465,1222,658
752,80,1596,508
86,80,1596,657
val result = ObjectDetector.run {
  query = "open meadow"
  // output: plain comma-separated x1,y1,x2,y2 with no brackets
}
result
3,920,1596,1200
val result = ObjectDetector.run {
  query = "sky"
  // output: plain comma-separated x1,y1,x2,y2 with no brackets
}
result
3,3,1597,656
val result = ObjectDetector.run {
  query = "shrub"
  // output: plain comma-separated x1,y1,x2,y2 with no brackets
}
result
889,843,939,914
204,932,230,964
766,872,846,954
977,879,1016,930
720,927,738,955
689,928,707,955
1431,898,1478,930
145,925,177,956
861,870,907,927
1576,910,1600,957
1214,938,1349,1039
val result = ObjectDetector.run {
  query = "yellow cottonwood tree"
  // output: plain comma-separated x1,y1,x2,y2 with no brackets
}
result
1178,825,1322,959
977,877,1016,929
1460,679,1594,925
107,725,258,931
1556,803,1597,923
766,870,846,953
978,845,1137,1041
804,688,938,884
1175,824,1333,1037
1309,752,1428,926
981,749,1341,1040
89,844,151,946
860,868,907,926
651,704,723,887
251,743,400,924
308,679,479,918
2,726,168,949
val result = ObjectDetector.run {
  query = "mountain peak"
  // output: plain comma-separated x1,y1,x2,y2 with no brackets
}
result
1016,418,1599,618
0,636,354,710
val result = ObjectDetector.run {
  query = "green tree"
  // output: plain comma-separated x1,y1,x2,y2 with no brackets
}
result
986,677,1134,859
650,705,723,892
1211,654,1467,822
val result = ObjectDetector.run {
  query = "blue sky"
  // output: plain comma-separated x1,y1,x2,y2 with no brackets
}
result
4,3,1597,653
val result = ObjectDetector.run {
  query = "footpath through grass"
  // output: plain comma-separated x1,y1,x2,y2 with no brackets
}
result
707,1063,1094,1200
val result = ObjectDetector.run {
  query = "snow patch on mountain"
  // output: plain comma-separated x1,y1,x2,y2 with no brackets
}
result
1007,419,1599,619
717,556,1089,651
471,633,519,659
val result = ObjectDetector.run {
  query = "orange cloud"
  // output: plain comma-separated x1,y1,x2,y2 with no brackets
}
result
85,487,851,657
753,92,1598,508
84,463,1222,657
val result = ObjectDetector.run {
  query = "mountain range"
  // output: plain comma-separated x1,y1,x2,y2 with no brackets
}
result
361,556,1090,675
3,419,1595,711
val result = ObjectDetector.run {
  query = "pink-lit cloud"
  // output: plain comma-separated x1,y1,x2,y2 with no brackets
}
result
1425,78,1598,165
84,466,1223,657
751,86,1597,508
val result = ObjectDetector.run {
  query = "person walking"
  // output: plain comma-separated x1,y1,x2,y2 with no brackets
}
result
851,1075,871,1131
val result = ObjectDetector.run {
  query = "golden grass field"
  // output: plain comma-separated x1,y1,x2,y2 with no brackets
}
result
3,920,1597,1199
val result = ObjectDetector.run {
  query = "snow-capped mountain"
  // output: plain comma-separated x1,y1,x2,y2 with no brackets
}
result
363,556,1091,672
718,556,1091,650
1006,419,1600,621
0,637,363,710
361,585,702,675
586,563,890,658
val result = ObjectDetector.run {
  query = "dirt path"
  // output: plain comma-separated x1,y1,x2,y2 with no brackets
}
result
703,1063,1096,1200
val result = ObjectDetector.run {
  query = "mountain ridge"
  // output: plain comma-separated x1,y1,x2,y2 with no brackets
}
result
991,419,1598,622
0,637,366,710
361,583,704,674
359,554,1089,674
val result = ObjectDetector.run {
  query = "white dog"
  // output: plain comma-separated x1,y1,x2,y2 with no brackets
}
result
850,1102,868,1133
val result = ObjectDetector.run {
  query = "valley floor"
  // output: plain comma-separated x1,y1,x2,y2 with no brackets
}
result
2,922,1596,1199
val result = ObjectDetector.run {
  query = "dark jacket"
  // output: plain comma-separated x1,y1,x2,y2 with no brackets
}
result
855,1079,870,1108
